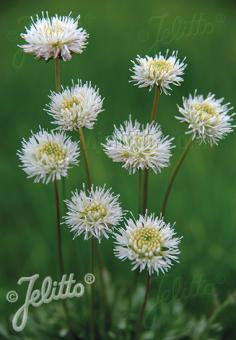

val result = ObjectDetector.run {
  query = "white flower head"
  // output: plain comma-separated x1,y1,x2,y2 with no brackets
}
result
114,214,181,275
130,50,186,94
19,12,88,61
18,129,79,184
65,186,123,242
176,91,235,145
103,117,174,174
47,80,104,130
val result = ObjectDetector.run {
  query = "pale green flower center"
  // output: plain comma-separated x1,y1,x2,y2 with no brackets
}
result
193,102,218,120
62,96,81,110
147,59,173,78
121,134,152,159
43,22,65,36
82,202,107,223
38,142,66,162
130,227,162,257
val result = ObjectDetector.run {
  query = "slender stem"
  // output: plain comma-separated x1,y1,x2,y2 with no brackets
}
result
62,177,66,203
54,59,77,337
77,127,95,338
161,138,193,216
138,170,143,214
142,169,149,214
55,59,61,91
150,85,160,122
96,243,111,326
135,273,151,340
128,171,143,322
54,179,74,334
54,178,65,275
55,59,67,207
142,86,161,214
78,128,92,189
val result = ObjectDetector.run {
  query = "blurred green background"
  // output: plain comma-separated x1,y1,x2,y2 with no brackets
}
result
1,0,236,337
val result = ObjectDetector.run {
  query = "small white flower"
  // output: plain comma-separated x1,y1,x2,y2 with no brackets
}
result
46,80,104,130
130,51,186,94
176,91,235,145
103,118,174,174
65,186,123,242
19,12,88,61
18,129,79,184
114,214,181,275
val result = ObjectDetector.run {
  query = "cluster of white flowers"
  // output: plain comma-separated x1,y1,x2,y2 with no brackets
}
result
103,118,174,174
176,92,235,145
47,80,104,131
19,13,88,61
18,12,235,278
130,51,186,94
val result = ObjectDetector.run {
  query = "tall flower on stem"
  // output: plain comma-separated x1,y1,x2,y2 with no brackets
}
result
130,51,186,212
18,129,80,332
124,51,185,338
47,78,104,188
161,92,235,216
18,129,79,268
50,79,105,339
114,213,181,338
18,13,88,334
103,117,173,213
65,185,123,339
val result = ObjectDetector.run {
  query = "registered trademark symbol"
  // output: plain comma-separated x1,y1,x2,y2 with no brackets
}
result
84,273,95,285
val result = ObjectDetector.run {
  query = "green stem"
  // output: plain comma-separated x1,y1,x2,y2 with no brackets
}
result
54,178,65,276
161,138,193,216
142,169,149,214
55,61,78,338
96,243,111,331
138,170,143,214
135,273,151,340
55,59,66,205
55,59,61,91
143,86,161,214
78,128,92,189
54,179,72,328
78,127,96,338
150,85,160,122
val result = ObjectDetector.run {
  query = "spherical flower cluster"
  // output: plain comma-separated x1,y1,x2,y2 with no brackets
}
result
19,13,88,61
47,80,104,130
18,129,79,184
130,51,186,94
176,92,235,145
64,186,123,242
103,118,174,174
114,214,181,275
